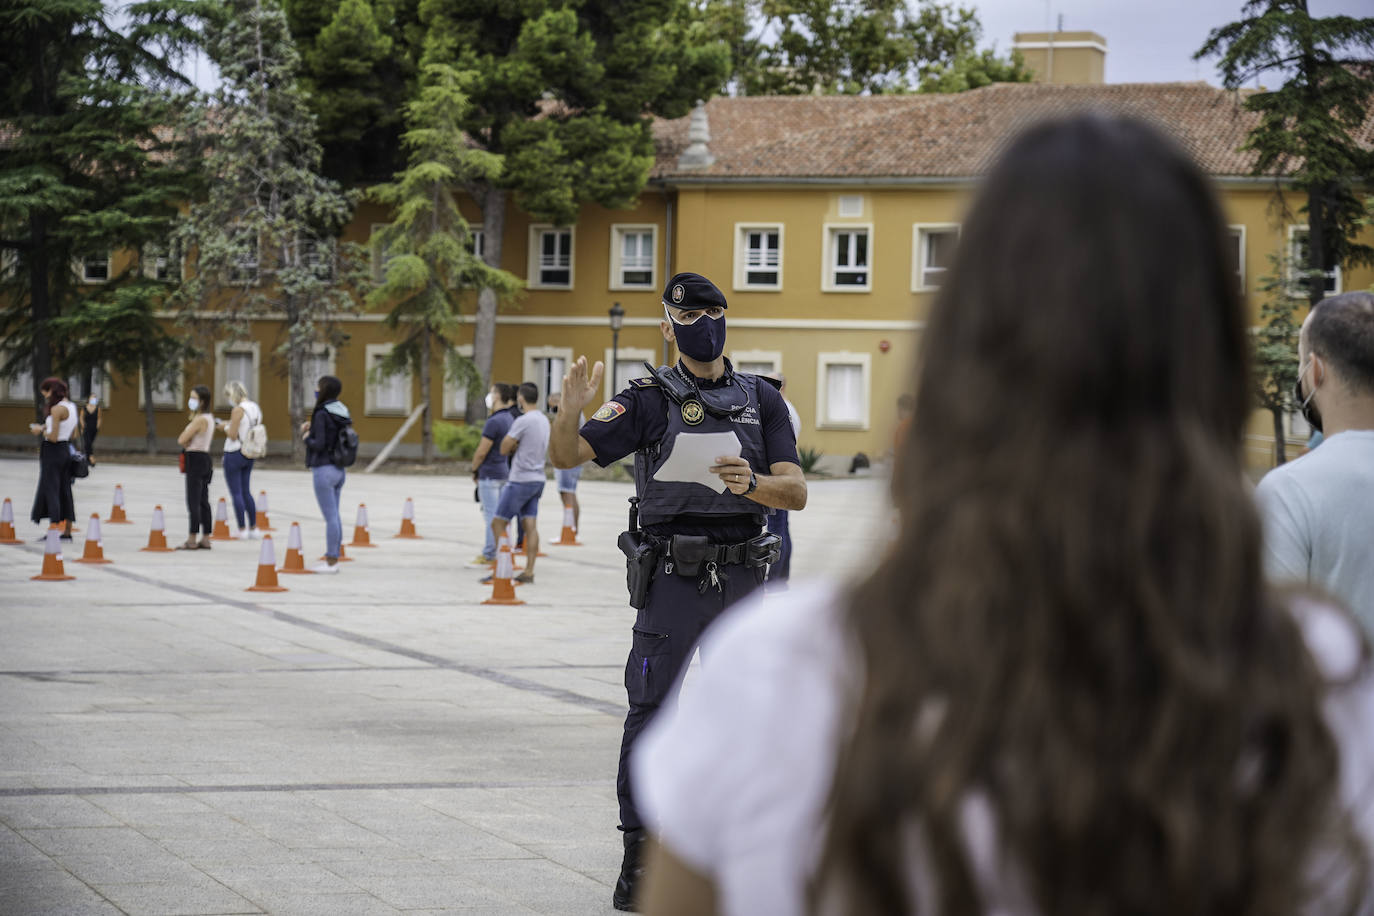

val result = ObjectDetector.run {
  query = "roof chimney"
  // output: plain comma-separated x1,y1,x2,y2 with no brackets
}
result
1012,30,1107,84
677,100,715,170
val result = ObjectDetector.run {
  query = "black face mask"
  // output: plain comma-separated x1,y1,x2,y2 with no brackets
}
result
1294,367,1323,434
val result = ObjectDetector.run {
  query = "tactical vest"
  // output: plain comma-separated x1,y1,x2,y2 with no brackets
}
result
634,363,773,528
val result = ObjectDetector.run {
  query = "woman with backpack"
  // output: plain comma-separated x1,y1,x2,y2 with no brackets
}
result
301,375,354,574
219,380,264,539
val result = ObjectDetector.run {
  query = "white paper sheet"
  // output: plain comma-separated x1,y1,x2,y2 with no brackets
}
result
651,430,742,493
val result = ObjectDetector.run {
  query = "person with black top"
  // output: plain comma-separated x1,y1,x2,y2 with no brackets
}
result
549,271,807,911
79,392,101,467
176,384,215,550
28,377,77,539
301,375,353,574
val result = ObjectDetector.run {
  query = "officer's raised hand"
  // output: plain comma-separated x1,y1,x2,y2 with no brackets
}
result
549,356,603,469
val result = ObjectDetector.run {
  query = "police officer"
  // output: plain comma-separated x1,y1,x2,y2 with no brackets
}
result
549,271,807,911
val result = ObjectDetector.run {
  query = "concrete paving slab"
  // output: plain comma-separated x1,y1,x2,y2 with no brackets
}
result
0,456,888,913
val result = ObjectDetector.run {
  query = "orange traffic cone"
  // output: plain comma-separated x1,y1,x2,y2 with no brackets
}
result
278,522,314,574
0,498,21,545
482,538,524,605
32,528,75,581
76,514,112,564
245,536,288,592
106,484,131,524
348,504,375,548
493,529,523,571
256,490,275,531
394,498,422,539
553,506,581,546
140,505,175,552
210,498,233,540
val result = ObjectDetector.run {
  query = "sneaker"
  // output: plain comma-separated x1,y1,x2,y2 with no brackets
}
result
479,574,494,585
311,562,340,574
247,529,262,539
233,529,249,540
514,572,535,585
471,554,494,565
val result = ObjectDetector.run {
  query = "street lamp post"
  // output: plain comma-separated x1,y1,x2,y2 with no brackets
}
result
609,301,624,396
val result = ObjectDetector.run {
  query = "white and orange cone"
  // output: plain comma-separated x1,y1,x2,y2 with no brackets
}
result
210,498,233,540
255,490,275,531
494,529,523,571
553,506,581,546
76,514,112,564
393,498,422,539
278,522,314,575
106,484,131,524
0,498,21,545
348,504,375,548
32,528,75,581
140,506,175,552
245,536,288,592
481,537,524,606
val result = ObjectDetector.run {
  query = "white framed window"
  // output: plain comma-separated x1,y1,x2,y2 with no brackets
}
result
523,346,573,410
296,236,336,281
734,224,783,291
371,222,397,283
528,225,574,289
603,346,656,403
2,248,20,280
2,359,33,404
214,341,261,409
837,194,865,218
227,231,260,285
75,253,112,284
1227,225,1246,294
912,224,959,291
142,242,181,281
469,229,485,261
1287,225,1341,298
139,363,183,409
731,349,782,378
816,351,871,430
610,224,657,290
66,368,110,405
299,345,336,408
441,343,476,419
824,225,872,291
364,343,412,416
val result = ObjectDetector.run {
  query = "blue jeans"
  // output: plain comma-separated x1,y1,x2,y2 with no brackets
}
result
222,450,257,530
477,477,506,559
312,463,346,559
495,479,544,521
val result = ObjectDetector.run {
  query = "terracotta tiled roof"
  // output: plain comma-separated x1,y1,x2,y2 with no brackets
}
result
651,81,1374,181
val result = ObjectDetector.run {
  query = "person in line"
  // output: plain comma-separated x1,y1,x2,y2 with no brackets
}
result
484,381,549,586
301,375,352,574
176,385,215,550
78,391,101,468
1256,290,1374,628
219,380,263,539
550,272,806,912
764,374,801,592
28,377,77,539
546,391,584,537
632,115,1374,915
470,382,518,565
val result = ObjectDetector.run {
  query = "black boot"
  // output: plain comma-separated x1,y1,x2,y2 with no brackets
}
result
612,827,647,911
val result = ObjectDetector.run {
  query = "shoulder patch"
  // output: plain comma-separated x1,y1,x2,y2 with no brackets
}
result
628,376,658,388
591,401,627,422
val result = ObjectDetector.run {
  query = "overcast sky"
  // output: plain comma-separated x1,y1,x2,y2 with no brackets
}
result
973,0,1374,86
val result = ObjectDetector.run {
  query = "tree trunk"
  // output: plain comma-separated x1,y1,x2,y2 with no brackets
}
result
28,211,52,423
142,361,159,454
469,186,506,423
287,301,306,463
1272,407,1287,466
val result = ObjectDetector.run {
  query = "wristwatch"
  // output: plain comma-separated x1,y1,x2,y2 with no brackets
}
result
743,471,758,496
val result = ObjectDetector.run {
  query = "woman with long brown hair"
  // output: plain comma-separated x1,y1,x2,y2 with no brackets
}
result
631,115,1372,915
27,377,77,539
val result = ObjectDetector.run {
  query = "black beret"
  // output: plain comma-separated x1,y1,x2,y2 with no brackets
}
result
663,272,728,312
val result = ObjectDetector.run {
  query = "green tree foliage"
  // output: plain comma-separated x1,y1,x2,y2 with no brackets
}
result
176,0,362,459
0,0,201,421
1250,256,1307,464
1197,0,1374,309
691,0,1030,95
419,0,729,420
286,0,423,183
366,64,521,462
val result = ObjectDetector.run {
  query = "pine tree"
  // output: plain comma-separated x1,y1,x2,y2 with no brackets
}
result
419,0,729,422
1250,256,1306,464
366,64,521,463
1197,0,1374,308
0,0,201,422
176,0,362,459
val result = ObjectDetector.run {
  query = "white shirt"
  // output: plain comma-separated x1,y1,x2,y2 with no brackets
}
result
46,399,79,441
633,582,1374,915
223,399,261,453
1255,430,1374,630
505,409,551,484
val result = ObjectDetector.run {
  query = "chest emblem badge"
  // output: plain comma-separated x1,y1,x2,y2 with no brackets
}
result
681,400,704,425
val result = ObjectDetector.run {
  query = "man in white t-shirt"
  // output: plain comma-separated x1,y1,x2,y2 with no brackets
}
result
1256,291,1374,629
485,381,551,585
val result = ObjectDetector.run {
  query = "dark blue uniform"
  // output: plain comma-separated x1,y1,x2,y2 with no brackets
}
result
579,360,799,834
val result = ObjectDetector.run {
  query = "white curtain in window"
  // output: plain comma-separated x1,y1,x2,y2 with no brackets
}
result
826,363,864,423
372,356,408,411
534,357,567,406
615,359,647,395
224,352,253,396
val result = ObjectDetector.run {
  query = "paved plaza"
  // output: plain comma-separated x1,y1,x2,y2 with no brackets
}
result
0,456,889,915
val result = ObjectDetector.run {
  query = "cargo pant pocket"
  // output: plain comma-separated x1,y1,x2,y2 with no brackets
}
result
625,628,671,708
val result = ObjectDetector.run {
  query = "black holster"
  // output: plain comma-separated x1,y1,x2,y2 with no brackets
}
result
618,530,661,610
